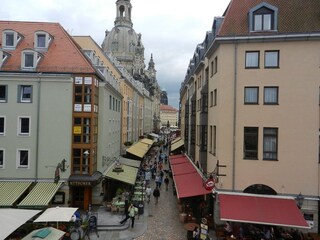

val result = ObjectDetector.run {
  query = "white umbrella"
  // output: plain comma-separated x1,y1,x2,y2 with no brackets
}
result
22,227,65,240
0,208,41,240
34,207,78,228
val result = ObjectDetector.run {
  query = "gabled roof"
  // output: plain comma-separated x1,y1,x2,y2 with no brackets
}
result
218,0,320,37
0,21,96,73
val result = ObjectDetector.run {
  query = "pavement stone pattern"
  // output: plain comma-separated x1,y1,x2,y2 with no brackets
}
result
134,167,187,240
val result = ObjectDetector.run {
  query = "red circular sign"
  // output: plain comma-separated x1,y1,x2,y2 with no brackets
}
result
204,178,215,191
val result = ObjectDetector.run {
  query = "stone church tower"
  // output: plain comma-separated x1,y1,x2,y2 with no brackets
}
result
102,0,162,131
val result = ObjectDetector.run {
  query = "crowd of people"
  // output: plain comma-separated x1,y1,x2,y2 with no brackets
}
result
120,142,172,228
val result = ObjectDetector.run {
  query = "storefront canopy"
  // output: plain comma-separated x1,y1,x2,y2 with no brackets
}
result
126,141,152,159
171,161,197,176
170,139,184,152
34,207,78,223
169,154,211,198
105,164,139,185
219,193,310,229
18,182,63,208
0,208,41,240
174,172,211,198
0,181,32,207
119,156,141,168
169,155,190,165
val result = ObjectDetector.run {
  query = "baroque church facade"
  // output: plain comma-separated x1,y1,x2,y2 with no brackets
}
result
102,0,161,132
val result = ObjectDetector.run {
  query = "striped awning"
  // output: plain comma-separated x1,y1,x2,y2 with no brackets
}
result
0,181,32,207
18,182,63,208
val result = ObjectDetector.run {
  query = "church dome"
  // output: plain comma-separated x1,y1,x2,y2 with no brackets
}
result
102,0,144,73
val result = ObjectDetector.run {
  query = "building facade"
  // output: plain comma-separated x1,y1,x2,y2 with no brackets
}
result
180,0,320,232
160,104,178,127
0,21,104,210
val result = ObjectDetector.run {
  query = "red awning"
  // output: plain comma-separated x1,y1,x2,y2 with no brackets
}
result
171,162,197,176
169,154,211,198
174,172,211,198
169,156,189,165
219,193,310,229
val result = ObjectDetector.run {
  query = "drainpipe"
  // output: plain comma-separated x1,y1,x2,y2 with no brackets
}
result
232,41,238,190
35,74,41,180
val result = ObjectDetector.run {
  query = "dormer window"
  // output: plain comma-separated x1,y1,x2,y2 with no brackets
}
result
34,31,52,50
21,50,42,70
2,30,23,50
249,3,278,32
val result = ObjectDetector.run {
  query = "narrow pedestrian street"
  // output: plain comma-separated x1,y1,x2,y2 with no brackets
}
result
134,159,187,240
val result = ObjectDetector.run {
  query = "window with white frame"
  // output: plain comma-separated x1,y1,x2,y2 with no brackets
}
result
2,30,22,49
0,117,5,135
265,50,279,68
245,51,260,68
34,31,52,50
17,149,29,168
263,128,278,160
18,117,30,135
0,149,4,168
0,85,7,102
264,87,278,104
18,85,32,103
244,87,259,104
21,50,42,70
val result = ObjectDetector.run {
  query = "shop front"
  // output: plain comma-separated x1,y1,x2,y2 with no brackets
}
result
68,171,102,210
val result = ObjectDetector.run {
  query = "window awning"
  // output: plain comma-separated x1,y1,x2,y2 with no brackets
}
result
219,193,310,229
18,182,63,208
170,139,184,152
169,155,211,198
104,164,138,185
0,181,32,207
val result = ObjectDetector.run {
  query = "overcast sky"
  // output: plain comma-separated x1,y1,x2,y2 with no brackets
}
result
1,0,230,108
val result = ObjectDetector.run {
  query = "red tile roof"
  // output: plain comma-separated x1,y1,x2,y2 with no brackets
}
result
0,21,96,73
218,0,320,37
160,104,178,112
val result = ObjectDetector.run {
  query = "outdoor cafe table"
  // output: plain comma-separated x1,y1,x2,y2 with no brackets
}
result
134,186,144,190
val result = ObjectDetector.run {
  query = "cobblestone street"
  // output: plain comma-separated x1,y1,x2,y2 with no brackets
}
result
134,163,187,240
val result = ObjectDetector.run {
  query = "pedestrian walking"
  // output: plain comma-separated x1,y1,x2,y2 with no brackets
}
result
153,186,160,205
155,174,162,188
164,175,169,191
120,203,138,228
146,185,152,203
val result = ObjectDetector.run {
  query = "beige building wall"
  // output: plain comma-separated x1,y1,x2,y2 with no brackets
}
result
207,40,320,196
